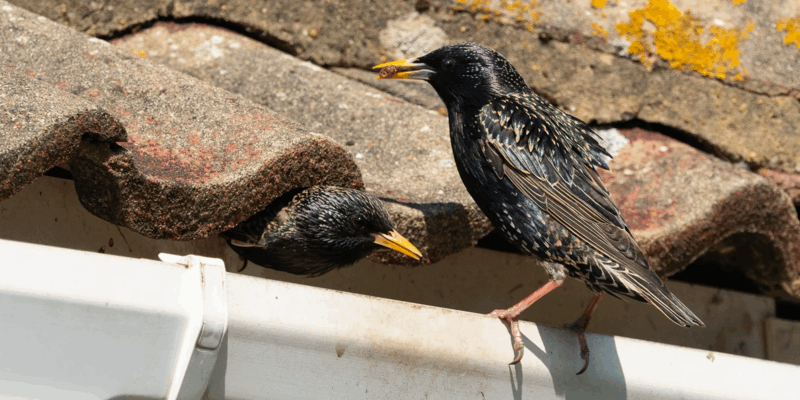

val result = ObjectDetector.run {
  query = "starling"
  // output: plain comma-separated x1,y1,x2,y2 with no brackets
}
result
221,186,422,276
375,42,704,373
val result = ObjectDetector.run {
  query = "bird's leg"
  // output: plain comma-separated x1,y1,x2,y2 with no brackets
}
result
564,292,605,375
489,279,564,364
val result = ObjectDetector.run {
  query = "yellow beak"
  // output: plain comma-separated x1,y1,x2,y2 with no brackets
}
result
373,230,423,260
373,59,434,80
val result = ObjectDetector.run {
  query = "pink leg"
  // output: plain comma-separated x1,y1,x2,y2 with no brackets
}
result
489,280,564,364
564,292,606,375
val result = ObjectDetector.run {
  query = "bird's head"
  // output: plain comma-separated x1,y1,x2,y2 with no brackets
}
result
295,187,422,267
374,42,529,108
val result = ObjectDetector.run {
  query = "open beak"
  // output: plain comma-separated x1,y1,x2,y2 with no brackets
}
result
372,230,423,260
373,59,435,80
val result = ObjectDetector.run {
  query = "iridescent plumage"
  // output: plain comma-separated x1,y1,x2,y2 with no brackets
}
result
376,42,703,372
222,186,421,276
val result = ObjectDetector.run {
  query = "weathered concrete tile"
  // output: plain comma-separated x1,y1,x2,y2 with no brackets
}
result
333,67,445,113
0,68,124,200
10,0,409,66
601,128,800,300
14,0,800,89
0,2,361,240
466,0,800,90
10,0,800,173
113,22,492,263
760,168,800,207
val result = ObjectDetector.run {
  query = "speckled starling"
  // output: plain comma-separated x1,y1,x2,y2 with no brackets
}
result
221,186,421,276
375,42,704,373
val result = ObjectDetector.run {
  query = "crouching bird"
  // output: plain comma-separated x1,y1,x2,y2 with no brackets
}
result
375,42,703,373
221,186,422,276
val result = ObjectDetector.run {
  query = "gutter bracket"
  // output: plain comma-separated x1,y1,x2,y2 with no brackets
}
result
159,253,229,400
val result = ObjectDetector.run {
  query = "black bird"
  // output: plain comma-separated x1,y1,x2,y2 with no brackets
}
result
375,42,704,373
221,186,422,276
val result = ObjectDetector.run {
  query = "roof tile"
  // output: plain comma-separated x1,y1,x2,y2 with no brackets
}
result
0,3,361,239
0,67,124,200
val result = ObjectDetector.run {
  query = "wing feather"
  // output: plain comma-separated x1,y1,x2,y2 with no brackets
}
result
472,91,704,327
478,96,656,280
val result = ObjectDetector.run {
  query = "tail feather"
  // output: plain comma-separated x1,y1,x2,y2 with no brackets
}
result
590,252,705,328
621,274,705,327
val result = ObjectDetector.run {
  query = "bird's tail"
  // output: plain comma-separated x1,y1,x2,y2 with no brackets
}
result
622,274,705,328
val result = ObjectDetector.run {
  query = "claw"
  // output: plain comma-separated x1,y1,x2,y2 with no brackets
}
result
509,318,525,365
564,318,592,375
577,355,590,375
510,349,524,365
490,309,525,364
575,330,590,375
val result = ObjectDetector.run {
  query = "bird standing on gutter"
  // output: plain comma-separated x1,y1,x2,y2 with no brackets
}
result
375,42,703,374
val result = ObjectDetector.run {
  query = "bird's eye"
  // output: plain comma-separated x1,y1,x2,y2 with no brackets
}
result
353,215,365,227
442,58,456,71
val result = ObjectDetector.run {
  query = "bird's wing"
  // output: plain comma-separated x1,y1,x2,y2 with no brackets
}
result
477,95,704,328
477,95,653,276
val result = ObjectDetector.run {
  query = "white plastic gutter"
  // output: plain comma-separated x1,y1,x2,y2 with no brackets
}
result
0,239,227,400
0,238,798,400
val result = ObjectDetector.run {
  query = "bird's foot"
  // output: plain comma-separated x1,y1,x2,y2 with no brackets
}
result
563,319,591,375
489,309,525,365
487,281,565,366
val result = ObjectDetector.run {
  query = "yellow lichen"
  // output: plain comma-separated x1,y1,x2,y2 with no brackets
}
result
591,23,609,39
592,0,607,9
132,50,147,57
455,0,540,26
777,17,800,50
615,0,749,79
732,0,746,5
